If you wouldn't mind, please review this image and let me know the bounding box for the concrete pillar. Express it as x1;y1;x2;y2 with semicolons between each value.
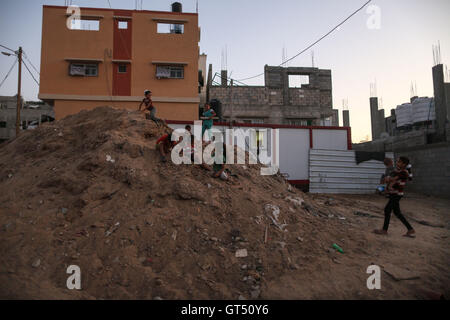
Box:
221;70;228;87
432;64;447;136
343;110;350;127
370;97;380;140
446;83;450;127
378;109;385;135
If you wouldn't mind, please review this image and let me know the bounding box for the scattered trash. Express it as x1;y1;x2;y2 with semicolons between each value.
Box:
332;243;344;254
235;249;248;258
7;173;13;179
238;295;246;300
106;155;116;163
296;237;304;242
61;208;68;215
32;258;41;268
277;241;287;249
285;196;304;208
171;230;177;241
264;204;288;232
105;222;120;237
57;132;63;137
264;226;268;244
287;184;294;193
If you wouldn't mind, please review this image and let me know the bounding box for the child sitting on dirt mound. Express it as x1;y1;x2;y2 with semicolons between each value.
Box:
156;132;178;162
212;143;229;181
139;90;165;126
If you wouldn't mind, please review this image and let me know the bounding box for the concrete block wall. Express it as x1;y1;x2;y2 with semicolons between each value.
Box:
396;143;450;198
353;129;430;152
210;65;335;125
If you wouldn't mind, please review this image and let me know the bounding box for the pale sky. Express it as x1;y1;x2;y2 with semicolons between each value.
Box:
0;0;449;142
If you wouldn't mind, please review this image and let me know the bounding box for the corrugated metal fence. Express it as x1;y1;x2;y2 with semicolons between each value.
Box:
309;149;394;194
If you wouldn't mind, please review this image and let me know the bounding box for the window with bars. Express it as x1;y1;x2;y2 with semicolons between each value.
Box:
156;66;184;79
288;119;310;126
118;64;127;73
69;63;98;77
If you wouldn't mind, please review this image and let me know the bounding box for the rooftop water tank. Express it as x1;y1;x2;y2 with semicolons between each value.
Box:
172;2;182;12
411;97;435;123
395;103;413;128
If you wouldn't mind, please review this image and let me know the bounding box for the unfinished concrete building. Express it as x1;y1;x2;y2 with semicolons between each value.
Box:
209;65;339;126
0;96;54;141
367;64;449;143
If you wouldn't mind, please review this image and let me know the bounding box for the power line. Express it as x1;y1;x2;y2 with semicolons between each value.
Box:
237;0;373;82
0;44;15;53
23;51;40;76
0;57;17;89
22;60;40;86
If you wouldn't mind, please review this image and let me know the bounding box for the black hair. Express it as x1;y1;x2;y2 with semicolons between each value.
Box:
185;125;191;131
399;156;410;166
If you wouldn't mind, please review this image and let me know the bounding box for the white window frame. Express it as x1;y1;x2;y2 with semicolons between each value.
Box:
118;21;128;29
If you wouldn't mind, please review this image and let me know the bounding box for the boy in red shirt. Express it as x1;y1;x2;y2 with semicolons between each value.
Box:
374;156;416;238
156;132;177;162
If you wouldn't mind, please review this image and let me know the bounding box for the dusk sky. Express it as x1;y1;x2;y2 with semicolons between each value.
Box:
0;0;449;142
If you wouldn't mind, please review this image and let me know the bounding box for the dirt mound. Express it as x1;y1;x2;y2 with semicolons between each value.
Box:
0;106;337;299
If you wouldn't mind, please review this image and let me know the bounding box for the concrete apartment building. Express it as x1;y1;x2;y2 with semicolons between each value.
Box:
39;3;200;120
209;65;339;126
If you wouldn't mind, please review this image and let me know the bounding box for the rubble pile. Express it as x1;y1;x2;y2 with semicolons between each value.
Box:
0;106;337;299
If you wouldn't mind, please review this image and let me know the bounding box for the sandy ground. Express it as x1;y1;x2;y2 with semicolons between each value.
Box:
0;107;448;300
264;192;450;300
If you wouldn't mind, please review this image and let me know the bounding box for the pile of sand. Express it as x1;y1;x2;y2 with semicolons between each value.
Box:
0;106;339;299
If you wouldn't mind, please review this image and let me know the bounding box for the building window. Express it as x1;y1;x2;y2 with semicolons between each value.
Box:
288;119;310;126
320;117;332;126
0;121;6;128
289;75;310;88
118;21;128;29
70;19;100;31
157;23;184;34
69;63;98;77
118;65;127;73
156;66;184;79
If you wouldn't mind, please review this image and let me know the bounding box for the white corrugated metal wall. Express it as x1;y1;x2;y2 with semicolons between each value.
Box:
309;149;394;194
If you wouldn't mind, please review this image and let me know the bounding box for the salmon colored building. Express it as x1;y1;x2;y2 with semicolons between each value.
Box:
39;4;200;120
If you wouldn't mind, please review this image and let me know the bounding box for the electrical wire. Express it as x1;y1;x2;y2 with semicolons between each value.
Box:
22;60;40;86
23;51;40;76
0;44;15;53
237;0;373;82
0;57;17;89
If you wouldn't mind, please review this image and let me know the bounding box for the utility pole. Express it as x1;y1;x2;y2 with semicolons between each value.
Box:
16;47;22;138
